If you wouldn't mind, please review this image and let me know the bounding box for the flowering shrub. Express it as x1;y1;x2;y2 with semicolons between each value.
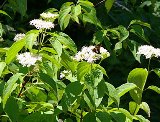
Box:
0;0;160;122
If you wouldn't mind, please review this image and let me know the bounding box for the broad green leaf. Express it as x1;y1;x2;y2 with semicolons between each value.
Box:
129;20;151;29
59;3;72;30
116;83;137;97
114;42;122;54
83;112;96;122
71;5;81;23
22;112;55;122
140;102;150;117
147;85;160;94
5;39;25;64
117;25;129;42
108;83;137;107
105;0;115;13
129;101;140;115
0;62;6;77
110;111;126;122
135;115;150;122
152;68;160;78
127;68;148;104
0;10;11;19
130;25;149;43
61;51;77;73
130;0;136;5
16;0;27;17
4;97;19;122
111;108;133;120
56;32;77;53
65;81;83;106
83;91;95;110
40;47;57;54
26;86;47;102
77;62;92;81
39;72;57;95
50;39;62;57
127;40;141;62
40;53;60;67
3;73;22;108
105;82;120;107
25;30;39;50
96;112;112;122
0;23;4;37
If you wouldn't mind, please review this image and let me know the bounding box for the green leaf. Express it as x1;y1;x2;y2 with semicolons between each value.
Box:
152;68;160;78
0;10;11;19
50;39;62;57
105;0;115;13
117;25;129;42
96;112;112;122
3;73;22;108
130;25;149;43
39;72;57;95
105;82;120;107
4;97;19;122
83;112;96;122
129;101;140;115
40;53;60;67
56;32;77;53
140;102;150;117
0;62;6;77
127;40;141;62
110;111;126;122
147;85;160;94
40;47;57;54
111;108;133;121
129;20;151;29
25;30;39;50
77;62;92;82
61;51;77;73
65;81;83;106
71;5;81;23
16;0;27;17
127;68;148;104
26;86;47;102
117;83;137;97
135;115;150;122
5;39;25;64
59;3;72;30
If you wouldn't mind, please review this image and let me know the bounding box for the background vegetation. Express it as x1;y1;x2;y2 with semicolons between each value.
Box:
0;0;160;122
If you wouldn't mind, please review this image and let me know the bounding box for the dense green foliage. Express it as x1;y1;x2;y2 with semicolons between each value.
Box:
0;0;160;122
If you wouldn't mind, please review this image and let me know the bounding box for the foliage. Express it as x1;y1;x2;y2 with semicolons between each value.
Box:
0;0;160;121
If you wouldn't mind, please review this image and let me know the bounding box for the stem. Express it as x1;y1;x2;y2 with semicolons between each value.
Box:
148;58;151;71
17;80;28;98
0;0;7;9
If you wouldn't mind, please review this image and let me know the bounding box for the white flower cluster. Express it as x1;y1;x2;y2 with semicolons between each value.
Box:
137;45;160;59
40;12;58;19
14;33;25;41
60;70;71;79
29;19;54;30
74;46;110;63
17;52;42;67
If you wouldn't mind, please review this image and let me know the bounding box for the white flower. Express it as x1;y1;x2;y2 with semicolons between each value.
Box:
29;19;54;29
100;47;110;59
40;12;58;19
17;52;42;67
14;33;25;41
153;48;160;58
137;45;160;59
74;46;110;63
60;70;71;79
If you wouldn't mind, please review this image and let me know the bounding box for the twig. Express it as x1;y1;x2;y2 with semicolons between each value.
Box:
94;0;105;7
17;80;28;98
0;0;7;9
